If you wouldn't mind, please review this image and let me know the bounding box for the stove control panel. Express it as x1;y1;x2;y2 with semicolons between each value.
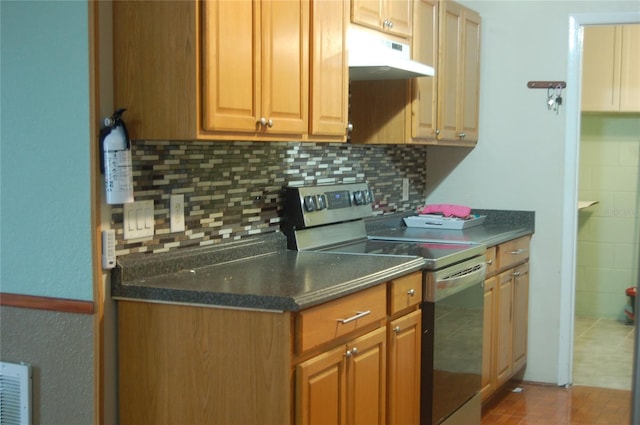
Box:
285;183;374;229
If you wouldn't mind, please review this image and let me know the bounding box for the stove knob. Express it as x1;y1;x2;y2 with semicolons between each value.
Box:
353;190;364;205
316;194;327;210
304;195;316;212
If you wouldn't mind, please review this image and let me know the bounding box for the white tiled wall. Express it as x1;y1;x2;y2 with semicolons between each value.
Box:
576;114;640;319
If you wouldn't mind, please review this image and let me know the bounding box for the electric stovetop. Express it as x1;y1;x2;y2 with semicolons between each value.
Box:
318;238;485;270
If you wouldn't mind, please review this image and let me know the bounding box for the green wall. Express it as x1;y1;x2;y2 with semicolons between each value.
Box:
577;113;640;319
0;0;93;301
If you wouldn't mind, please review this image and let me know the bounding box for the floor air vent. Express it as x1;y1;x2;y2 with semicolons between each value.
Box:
0;362;31;425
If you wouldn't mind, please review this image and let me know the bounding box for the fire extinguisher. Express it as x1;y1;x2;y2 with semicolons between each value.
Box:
100;109;134;204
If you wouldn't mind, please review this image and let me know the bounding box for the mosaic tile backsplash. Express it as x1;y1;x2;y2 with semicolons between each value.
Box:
112;140;428;255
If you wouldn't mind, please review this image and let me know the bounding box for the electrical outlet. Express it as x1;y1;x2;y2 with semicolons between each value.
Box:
402;178;409;201
170;194;185;232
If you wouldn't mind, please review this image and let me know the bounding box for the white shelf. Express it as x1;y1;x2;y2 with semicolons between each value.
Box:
578;200;599;210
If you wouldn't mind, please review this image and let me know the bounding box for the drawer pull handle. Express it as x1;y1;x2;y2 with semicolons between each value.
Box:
407;289;415;297
509;248;526;255
338;310;371;324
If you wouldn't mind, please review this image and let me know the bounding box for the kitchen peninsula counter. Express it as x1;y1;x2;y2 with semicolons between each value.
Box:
111;232;425;312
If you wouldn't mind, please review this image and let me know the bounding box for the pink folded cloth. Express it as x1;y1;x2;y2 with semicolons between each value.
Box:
417;204;471;219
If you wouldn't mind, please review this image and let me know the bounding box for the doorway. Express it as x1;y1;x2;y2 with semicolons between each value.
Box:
573;24;640;391
561;10;640;423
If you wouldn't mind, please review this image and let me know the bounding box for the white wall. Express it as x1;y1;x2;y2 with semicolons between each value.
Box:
425;1;640;384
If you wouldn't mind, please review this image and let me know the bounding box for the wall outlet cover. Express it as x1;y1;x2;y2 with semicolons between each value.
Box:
170;194;185;233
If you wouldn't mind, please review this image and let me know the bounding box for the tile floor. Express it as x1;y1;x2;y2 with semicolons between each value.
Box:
573;316;635;390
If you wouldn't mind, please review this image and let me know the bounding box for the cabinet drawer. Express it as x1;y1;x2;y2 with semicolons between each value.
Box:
389;272;422;315
485;246;497;277
497;236;530;271
297;284;386;354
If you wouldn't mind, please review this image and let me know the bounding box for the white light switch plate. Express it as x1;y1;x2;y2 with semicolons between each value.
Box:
123;200;154;240
170;194;185;233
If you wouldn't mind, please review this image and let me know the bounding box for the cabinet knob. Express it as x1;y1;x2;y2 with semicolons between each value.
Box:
458;132;466;138
513;271;521;277
383;19;394;29
435;129;440;135
345;347;359;357
347;123;353;132
393;326;401;334
407;288;415;297
258;117;274;128
486;259;493;265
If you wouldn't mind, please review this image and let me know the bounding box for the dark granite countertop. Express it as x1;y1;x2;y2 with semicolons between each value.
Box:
112;210;533;312
365;209;535;247
111;233;425;312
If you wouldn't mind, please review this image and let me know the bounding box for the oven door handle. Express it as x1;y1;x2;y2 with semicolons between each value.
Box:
434;263;487;301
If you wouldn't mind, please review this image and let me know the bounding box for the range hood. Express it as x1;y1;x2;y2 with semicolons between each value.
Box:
348;27;435;81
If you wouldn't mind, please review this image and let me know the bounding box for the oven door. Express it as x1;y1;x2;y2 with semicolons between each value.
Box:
421;258;486;425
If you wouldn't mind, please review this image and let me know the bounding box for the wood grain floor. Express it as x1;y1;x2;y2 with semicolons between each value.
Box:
481;382;631;425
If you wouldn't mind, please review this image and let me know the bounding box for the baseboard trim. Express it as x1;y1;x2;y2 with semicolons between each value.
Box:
0;292;94;314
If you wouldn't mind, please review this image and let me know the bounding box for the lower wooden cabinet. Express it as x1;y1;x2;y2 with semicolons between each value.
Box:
387;309;422;425
296;326;387;425
480;275;498;400
117;272;423;425
481;237;531;403
512;262;530;373
296;272;423;425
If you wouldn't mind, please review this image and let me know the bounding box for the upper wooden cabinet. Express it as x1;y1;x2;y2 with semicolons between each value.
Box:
113;0;348;142
310;0;350;138
349;0;481;146
582;24;640;112
202;0;308;135
352;0;413;38
410;0;439;141
408;0;485;145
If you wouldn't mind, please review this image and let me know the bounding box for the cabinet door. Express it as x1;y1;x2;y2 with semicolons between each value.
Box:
481;276;497;402
202;0;260;132
620;24;640;112
411;0;438;140
460;7;480;142
352;0;382;30
581;26;620;112
512;263;529;372
261;0;309;134
437;0;462;141
387;310;421;425
437;0;479;143
296;344;347;425
202;0;308;134
495;270;514;386
384;0;412;38
310;0;349;137
347;327;387;425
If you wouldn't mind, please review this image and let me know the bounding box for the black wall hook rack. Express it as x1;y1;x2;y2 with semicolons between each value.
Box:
527;81;566;89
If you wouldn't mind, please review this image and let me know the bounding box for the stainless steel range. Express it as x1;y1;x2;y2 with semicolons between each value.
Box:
283;183;487;425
